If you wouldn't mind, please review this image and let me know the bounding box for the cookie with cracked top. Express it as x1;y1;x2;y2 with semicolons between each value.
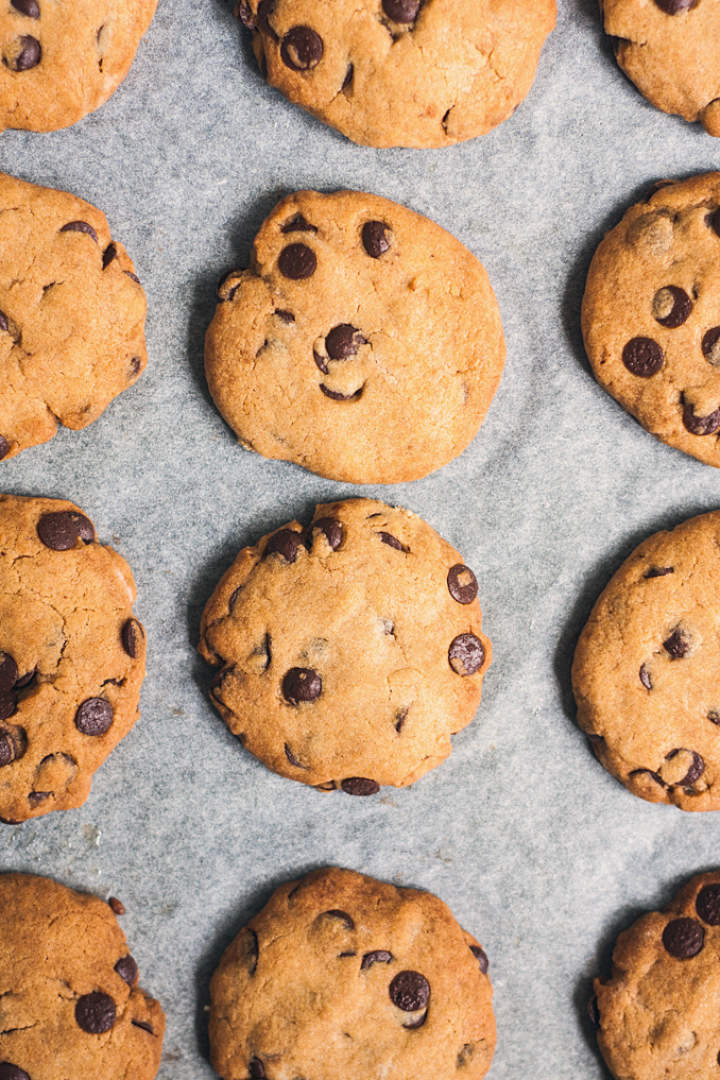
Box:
0;872;164;1078
0;494;146;822
205;189;505;484
582;173;720;469
234;0;555;147
572;509;720;811
0;171;147;461
593;871;720;1079
0;0;156;132
209;866;495;1080
199;498;491;793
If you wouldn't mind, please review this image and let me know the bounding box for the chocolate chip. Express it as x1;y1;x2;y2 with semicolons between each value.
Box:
249;1059;265;1079
319;384;362;401
75;698;113;736
124;270;140;284
14;668;35;689
27;790;47;807
644;566;674;578
342;63;354;90
389;970;430;1011
0;1066;31;1080
447;564;478;604
121;618;143;658
281;25;324;70
60;221;98;244
622;337;664;377
284;743;308;769
662;917;704;958
341;777;380;796
5;35;41;70
702;327;720;366
131;1019;154;1034
108;897;126;915
630;767;666;789
382;0;421;22
281;213;318;234
11;0;40;14
310;517;344;550
114;955;138;986
361;950;393;969
0;654;18;694
470;945;489;974
322;909;355;929
395;707;408;732
278;243;316;280
663;628;689;658
0;732;16;767
378;531;409;552
449;634;485;676
242;927;259;976
265;528;302;562
653;286;691;328
696;883;720;925
666;748;704;786
0;312;7;333
75;991;116;1034
0;694;17;722
0;436;9;460
709;208;720;237
682;398;720;435
654;0;697;11
282;667;322;704
236;0;255;27
639;663;652;690
275;308;295;322
339;950;357;958
709;710;720;725
102;243;118;268
587;995;600;1029
37;511;95;551
326;324;367;360
362;221;392;258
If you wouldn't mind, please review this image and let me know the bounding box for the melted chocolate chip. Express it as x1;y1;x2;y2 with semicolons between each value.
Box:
0;436;9;460
281;26;324;70
662;917;704;958
0;1066;31;1080
281;213;318;234
696;883;720;925
447;564;478;604
389;970;430;1011
702;327;720;366
114;955;138;986
11;0;40;14
326;324;367;360
378;531;409;552
75;992;116;1034
265;528;302;562
121;618;143;659
5;35;41;70
319;384;362;401
654;0;697;11
278;243;316;279
663;628;689;658
361;950;393;969
449;633;485;676
622;337;664;377
310;517;344;550
639;663;652;690
60;221;98;244
37;511;95;551
382;0;421;22
653;286;692;328
282;667;322;704
322;909;355;929
470;945;489;974
362;221;392;258
341;777;380;796
75;698;113;736
666;748;704;786
682;398;720;435
0;654;18;694
644;566;673;578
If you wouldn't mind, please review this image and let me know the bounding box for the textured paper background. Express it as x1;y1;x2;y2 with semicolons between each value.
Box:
2;0;720;1076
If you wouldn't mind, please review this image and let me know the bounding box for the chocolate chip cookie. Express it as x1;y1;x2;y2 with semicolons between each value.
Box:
199;498;491;793
209;867;495;1080
205;189;505;484
1;0;157;132
582;173;720;469
602;0;720;135
592;871;720;1079
571;509;720;811
0;171;147;461
0;872;164;1079
235;0;555;147
0;495;146;823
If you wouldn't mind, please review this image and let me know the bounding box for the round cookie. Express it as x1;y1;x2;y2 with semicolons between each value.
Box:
582;173;720;469
0;171;147;461
0;0;157;133
205;189;505;484
572;509;720;811
199;498;492;793
209;866;496;1080
235;0;555;148
0;872;164;1079
0;494;146;822
593;871;720;1079
602;0;720;135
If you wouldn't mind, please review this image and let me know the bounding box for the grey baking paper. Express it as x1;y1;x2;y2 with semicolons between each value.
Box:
2;0;720;1076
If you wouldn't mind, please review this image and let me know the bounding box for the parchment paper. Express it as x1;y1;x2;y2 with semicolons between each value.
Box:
3;0;720;1075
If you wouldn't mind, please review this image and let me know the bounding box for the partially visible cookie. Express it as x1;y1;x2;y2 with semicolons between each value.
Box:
602;0;720;135
572;509;720;811
583;173;720;469
235;0;555;148
593;871;720;1079
199;498;491;793
0;1;157;132
205;189;505;484
210;867;496;1080
0;171;147;461
0;494;146;822
0;872;164;1079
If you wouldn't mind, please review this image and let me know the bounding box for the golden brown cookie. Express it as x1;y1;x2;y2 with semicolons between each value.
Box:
572;509;720;811
0;0;157;132
0;872;164;1080
582;173;720;469
205;189;505;484
593;871;720;1079
0;170;147;462
209;867;495;1080
602;0;720;135
235;0;555;148
0;494;146;823
199;498;491;794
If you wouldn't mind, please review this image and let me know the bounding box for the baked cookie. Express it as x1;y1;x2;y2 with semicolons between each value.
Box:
0;494;146;823
602;0;720;135
0;0;157;132
0;171;147;462
0;872;164;1079
592;871;720;1079
205;190;505;484
209;866;495;1080
234;0;555;148
199;498;491;793
582;173;720;469
571;509;720;811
